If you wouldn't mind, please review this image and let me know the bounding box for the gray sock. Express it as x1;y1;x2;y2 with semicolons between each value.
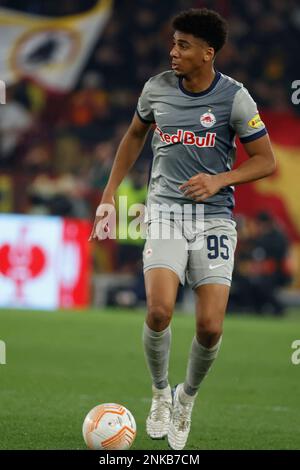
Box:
184;335;222;396
143;323;171;390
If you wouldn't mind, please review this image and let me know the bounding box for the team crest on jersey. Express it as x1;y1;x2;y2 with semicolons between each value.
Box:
248;113;264;129
200;112;216;128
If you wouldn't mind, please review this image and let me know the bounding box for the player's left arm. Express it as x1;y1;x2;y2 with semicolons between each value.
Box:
218;133;276;186
181;86;276;201
180;134;275;201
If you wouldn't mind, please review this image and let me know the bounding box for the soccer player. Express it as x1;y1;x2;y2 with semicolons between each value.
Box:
89;8;276;450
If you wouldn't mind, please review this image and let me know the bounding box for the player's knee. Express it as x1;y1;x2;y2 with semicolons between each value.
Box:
146;304;173;331
196;318;223;345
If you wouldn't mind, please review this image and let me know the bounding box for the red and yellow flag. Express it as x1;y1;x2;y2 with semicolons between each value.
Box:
235;111;300;286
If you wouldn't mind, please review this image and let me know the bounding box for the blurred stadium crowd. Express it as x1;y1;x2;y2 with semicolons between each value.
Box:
0;0;299;312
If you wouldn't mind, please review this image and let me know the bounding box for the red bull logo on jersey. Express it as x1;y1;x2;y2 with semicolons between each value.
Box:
200;111;216;128
155;126;216;148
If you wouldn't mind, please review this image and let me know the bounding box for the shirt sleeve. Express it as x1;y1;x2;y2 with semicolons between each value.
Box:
230;87;267;143
136;80;155;124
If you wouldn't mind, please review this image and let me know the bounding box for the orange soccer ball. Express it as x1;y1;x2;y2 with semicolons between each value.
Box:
82;403;136;450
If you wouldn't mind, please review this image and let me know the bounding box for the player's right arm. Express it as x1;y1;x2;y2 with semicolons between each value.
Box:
89;113;152;241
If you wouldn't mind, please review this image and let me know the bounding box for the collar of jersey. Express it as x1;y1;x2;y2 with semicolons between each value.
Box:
178;70;221;97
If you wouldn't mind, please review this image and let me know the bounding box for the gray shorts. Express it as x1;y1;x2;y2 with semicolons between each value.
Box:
143;217;237;288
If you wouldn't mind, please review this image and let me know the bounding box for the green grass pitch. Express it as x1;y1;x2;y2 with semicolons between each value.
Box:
0;307;299;450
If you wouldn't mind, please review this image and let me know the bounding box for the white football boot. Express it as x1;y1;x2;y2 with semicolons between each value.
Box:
146;384;172;439
168;383;196;450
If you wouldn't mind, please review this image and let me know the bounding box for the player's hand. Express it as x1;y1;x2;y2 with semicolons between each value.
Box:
89;192;116;241
179;173;224;201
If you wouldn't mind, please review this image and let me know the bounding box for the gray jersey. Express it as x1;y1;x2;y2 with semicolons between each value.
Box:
136;70;267;219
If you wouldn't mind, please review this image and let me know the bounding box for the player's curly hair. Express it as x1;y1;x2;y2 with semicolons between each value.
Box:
172;8;228;54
